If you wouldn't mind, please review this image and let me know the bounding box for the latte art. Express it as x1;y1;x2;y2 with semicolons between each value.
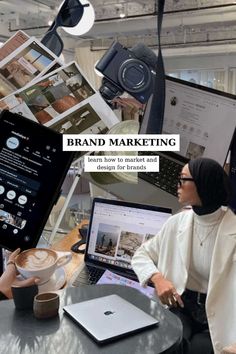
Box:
18;250;56;270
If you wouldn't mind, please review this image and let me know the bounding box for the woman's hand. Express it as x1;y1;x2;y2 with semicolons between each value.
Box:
0;248;40;299
151;272;184;308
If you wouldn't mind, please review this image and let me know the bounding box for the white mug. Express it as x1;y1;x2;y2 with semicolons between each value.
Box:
15;248;72;284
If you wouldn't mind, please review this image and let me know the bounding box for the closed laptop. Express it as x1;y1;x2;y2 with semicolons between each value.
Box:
63;294;158;343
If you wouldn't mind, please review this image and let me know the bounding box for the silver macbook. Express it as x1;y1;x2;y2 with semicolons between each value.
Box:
70;197;172;287
63;294;158;343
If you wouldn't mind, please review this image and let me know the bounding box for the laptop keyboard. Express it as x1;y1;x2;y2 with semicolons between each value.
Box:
139;152;182;196
72;265;105;286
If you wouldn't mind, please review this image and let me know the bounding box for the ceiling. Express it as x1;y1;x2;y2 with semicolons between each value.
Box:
1;0;236;56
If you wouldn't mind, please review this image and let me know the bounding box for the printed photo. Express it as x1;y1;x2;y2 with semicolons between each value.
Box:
116;231;144;261
0;61;119;130
10;62;95;124
186;141;205;159
0;30;29;62
0;37;61;98
95;223;120;257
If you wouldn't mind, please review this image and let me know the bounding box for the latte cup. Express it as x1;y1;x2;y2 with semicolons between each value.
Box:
15;248;72;284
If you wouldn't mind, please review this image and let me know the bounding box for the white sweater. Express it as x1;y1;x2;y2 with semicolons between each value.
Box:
131;207;236;354
187;208;225;293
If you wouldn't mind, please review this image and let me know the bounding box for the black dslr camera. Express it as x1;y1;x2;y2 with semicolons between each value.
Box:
95;41;156;104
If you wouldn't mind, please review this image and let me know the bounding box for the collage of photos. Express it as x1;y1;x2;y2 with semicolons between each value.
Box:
0;32;119;168
95;222;155;263
17;62;95;124
0;59;119;134
0;36;61;99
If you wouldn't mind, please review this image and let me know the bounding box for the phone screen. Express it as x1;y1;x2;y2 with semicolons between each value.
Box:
0;110;74;250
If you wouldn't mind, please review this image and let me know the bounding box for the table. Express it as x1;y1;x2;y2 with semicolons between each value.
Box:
0;284;182;354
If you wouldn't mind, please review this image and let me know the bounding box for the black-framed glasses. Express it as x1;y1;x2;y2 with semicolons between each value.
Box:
178;177;194;187
41;0;90;56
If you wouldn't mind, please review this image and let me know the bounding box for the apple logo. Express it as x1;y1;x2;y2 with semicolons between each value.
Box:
104;310;115;316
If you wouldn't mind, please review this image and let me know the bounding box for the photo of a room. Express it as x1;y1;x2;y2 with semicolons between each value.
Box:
17;63;95;124
0;40;56;94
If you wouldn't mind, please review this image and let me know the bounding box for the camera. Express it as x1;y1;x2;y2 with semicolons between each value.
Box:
95;41;156;104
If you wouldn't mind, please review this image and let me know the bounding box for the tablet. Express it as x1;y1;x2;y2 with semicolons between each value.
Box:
0;110;74;250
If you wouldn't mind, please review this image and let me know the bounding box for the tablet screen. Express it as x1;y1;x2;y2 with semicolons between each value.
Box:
0;110;74;250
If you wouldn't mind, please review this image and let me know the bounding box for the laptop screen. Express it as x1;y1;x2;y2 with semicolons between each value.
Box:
85;198;171;275
162;76;236;166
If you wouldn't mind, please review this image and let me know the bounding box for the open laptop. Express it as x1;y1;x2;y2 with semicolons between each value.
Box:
63;294;158;343
139;75;236;198
70;197;171;287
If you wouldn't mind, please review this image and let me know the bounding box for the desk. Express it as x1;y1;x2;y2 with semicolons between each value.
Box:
0;284;182;354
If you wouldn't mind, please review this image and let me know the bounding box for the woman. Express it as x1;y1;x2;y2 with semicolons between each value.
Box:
0;248;39;300
132;158;236;354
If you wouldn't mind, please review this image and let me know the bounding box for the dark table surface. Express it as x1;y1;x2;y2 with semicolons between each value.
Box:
0;284;182;354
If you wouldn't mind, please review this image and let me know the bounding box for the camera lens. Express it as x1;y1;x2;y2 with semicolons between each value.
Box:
118;59;152;93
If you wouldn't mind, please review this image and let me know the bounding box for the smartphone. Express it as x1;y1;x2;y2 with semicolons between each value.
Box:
0;110;74;250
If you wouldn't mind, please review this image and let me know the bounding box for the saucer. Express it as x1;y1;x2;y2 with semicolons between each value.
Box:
38;267;66;293
17;267;66;293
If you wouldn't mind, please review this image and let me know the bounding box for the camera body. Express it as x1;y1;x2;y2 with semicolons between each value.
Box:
95;42;156;104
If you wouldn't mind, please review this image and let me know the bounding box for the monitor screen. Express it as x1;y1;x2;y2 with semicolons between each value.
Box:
140;76;236;165
85;198;172;272
162;76;236;165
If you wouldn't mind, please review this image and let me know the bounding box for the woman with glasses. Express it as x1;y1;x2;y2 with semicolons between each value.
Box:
132;157;236;354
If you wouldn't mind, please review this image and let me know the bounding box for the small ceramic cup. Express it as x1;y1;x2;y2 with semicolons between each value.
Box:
33;292;60;319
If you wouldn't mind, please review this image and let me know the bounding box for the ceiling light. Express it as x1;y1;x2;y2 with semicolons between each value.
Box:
119;12;126;18
62;0;95;36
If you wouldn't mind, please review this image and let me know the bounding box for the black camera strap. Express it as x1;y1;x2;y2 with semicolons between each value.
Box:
140;0;165;134
229;130;236;212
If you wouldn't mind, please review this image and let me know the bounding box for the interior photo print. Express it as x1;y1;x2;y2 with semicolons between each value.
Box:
0;38;60;98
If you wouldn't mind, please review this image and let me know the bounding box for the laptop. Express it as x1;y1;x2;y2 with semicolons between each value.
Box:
63;294;158;343
139;75;236;198
70;197;172;286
